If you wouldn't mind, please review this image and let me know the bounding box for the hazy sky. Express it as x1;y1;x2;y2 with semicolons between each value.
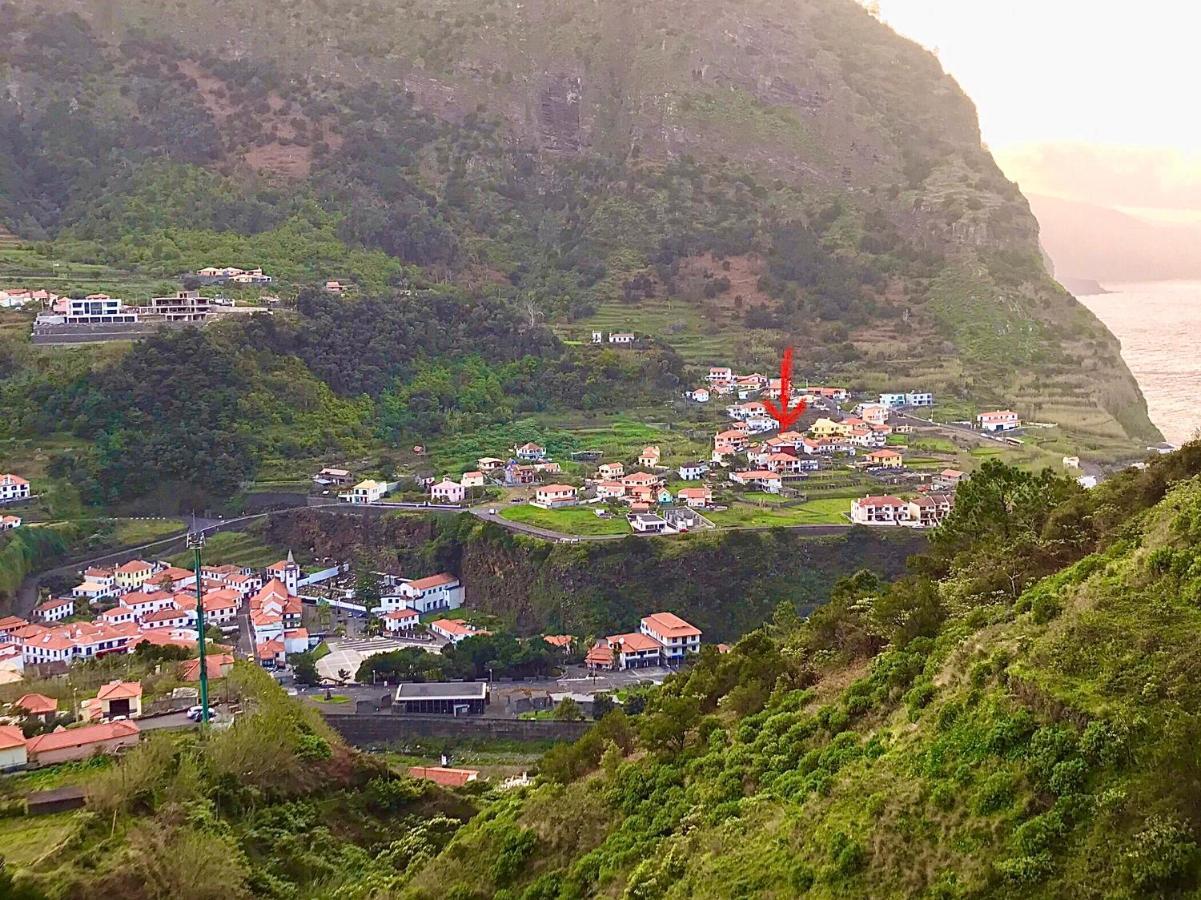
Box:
876;0;1201;153
872;0;1201;217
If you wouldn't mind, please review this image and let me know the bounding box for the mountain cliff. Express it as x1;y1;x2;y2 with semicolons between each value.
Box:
0;0;1159;451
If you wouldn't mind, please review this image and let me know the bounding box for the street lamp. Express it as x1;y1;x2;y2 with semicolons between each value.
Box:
188;531;210;726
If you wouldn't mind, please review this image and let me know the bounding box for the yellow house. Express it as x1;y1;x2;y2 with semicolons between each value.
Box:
810;418;851;439
865;449;904;469
114;560;156;592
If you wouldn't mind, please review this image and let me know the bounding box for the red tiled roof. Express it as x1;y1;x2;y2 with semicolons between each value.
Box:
610;632;661;653
256;639;285;660
0;725;24;751
141;607;187;624
407;573;458;591
430;619;475;637
642;612;701;638
116;560;153;574
181;654;235;681
855;495;906;508
26;720;139;754
96;680;142;702
15;693;57;715
543;635;573;648
383;608;419;620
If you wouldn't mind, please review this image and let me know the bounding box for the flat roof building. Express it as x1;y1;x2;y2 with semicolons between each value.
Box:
393;681;489;715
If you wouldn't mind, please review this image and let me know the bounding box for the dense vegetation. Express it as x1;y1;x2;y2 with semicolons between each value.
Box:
387;444;1201;898
264;510;924;640
0;291;682;508
355;633;561;684
2;664;481;898
0;0;1159;453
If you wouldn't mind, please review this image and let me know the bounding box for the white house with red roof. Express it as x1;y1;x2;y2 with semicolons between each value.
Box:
850;495;909;525
596;480;626;500
118;590;176;620
676;487;713;509
533;484;577;509
977;410;1021;432
638;446;661;468
0;474;30;502
381;607;420;634
139;607;191;631
713;429;748;457
515;442;547;461
429;618;487;644
383;573;464;614
597;462;625;480
32;597;74;623
707;366;733;383
461;471;486;489
729;470;783;493
640;612;702;665
0;514;20;530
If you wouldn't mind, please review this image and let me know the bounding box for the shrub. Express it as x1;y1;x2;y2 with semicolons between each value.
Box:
973;771;1016;815
1124;815;1198;891
493;826;538;885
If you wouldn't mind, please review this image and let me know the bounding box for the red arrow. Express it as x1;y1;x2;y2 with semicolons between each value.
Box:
763;346;807;431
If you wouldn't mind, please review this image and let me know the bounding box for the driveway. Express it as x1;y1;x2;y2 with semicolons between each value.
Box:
316;637;443;683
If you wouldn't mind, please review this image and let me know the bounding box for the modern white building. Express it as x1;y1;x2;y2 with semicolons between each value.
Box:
639;612;702;664
977;410;1021;432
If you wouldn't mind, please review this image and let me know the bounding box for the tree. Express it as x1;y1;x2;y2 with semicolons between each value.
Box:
336;667;351;684
290;651;320;686
552;697;583;721
639;695;699;754
355;568;382;613
591;692;614;720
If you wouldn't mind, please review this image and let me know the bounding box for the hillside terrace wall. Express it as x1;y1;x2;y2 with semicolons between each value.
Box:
323;712;591;747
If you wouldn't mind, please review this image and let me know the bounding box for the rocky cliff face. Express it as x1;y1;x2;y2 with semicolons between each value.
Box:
2;0;1161;448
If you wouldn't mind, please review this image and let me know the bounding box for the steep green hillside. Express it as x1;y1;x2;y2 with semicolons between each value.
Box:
395;445;1201;898
0;0;1159;453
2;664;481;899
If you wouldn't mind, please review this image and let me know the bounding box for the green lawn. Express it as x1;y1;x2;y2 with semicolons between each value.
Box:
0;812;80;868
500;504;631;535
705;496;851;527
112;517;186;546
909;437;957;454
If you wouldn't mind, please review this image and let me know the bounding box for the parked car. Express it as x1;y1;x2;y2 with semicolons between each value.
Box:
186;705;218;721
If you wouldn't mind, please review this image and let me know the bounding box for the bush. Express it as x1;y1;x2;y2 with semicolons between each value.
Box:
973;771;1016;815
492;826;538;885
1124;815;1198;891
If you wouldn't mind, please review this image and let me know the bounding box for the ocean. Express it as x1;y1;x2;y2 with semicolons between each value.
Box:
1080;281;1201;446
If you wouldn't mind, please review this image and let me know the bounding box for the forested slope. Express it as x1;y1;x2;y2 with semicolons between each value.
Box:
0;0;1159;452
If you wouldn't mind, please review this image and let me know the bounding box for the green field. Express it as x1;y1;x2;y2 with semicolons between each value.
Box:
0;812;80;868
169;530;281;568
705;496;851;527
111;517;186;546
500;504;631;535
573;295;747;366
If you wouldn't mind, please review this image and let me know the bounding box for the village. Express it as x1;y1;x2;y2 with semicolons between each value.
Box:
304;359;1041;536
0;535;710;779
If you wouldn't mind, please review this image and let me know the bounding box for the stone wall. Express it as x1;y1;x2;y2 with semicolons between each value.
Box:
324;713;591;747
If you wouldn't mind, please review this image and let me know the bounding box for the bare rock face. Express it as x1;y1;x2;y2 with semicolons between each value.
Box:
539;73;584;153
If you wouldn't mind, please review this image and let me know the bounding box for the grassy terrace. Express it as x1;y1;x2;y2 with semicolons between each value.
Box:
169;529;282;568
706;496;851;527
571;295;760;365
500;505;631;536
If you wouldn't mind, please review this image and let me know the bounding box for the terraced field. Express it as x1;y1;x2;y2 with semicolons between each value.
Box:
169;529;282;568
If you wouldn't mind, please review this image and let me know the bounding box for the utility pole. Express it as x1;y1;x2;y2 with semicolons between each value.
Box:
189;531;210;726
